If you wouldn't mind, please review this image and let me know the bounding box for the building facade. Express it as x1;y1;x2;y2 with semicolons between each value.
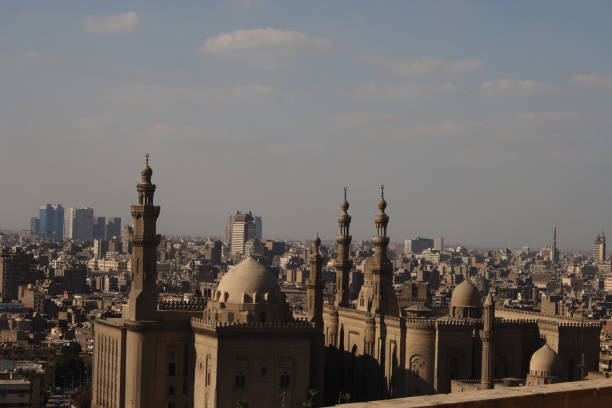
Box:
39;204;64;240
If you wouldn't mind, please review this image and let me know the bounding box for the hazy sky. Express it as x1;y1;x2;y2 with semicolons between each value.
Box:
1;1;612;250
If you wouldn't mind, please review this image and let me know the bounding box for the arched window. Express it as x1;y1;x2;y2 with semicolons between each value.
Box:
280;372;290;388
259;312;266;322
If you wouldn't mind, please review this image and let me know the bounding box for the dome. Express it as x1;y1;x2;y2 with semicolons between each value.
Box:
215;257;282;304
450;279;481;308
529;344;560;377
141;164;152;177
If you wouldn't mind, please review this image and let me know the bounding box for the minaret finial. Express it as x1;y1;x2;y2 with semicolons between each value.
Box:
344;186;347;200
145;153;150;166
380;184;384;199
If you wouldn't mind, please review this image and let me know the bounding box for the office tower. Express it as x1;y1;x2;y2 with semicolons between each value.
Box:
244;238;264;257
105;217;121;240
29;217;39;237
594;232;606;263
39;204;64;239
254;216;263;239
0;247;40;302
224;213;235;245
93;239;108;260
120;224;133;254
434;236;444;251
229;211;257;256
404;237;434;254
93;216;106;240
64;207;94;241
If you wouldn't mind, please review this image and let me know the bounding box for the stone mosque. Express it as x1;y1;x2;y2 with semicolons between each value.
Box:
92;161;602;408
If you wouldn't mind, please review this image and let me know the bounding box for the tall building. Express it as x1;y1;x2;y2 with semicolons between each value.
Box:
93;239;108;260
434;236;444;251
594;232;606;263
93;216;106;240
0;247;40;302
39;204;64;239
254;215;262;239
229;211;257;256
64;207;94;241
405;237;434;254
29;217;39;237
120;224;133;254
105;217;121;240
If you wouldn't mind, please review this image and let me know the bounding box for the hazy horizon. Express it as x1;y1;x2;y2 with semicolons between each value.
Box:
1;1;611;251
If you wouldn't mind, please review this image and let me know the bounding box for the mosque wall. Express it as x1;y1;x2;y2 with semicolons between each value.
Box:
434;323;475;393
92;320;126;408
403;320;436;396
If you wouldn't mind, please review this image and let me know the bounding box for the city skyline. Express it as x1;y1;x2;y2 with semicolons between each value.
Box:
1;1;612;249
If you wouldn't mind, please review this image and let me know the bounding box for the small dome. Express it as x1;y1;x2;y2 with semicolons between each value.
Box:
141;164;152;177
377;197;387;211
529;344;560;377
340;199;349;212
450;279;481;308
215;257;282;304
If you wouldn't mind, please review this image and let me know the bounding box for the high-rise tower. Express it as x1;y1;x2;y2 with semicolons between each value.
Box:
481;293;495;389
127;154;161;321
594;232;606;263
334;187;352;307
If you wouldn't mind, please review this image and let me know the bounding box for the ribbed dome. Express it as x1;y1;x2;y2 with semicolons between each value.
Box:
450;279;481;308
215;257;282;304
529;344;560;377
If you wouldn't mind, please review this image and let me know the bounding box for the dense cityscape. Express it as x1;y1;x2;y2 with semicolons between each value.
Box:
0;158;610;407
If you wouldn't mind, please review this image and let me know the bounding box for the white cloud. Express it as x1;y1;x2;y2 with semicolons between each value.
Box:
346;81;456;102
20;51;55;63
83;11;139;33
571;73;612;91
365;56;483;77
479;79;561;97
114;83;277;105
201;28;331;68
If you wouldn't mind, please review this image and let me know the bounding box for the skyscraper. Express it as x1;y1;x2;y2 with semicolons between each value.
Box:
434;236;444;251
228;211;258;256
254;215;263;239
105;217;121;240
39;204;64;239
93;216;106;240
594;232;606;263
64;207;94;241
29;217;39;237
551;225;559;264
121;224;133;254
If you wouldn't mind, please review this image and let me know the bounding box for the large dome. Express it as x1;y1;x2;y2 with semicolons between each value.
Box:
450;279;481;308
215;257;282;304
529;344;560;377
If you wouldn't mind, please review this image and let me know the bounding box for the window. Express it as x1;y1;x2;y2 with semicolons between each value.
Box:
168;385;174;395
234;373;246;389
259;312;266;322
167;403;174;408
280;372;290;388
182;379;187;395
168;363;176;376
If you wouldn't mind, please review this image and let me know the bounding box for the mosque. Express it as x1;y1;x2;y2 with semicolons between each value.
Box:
91;162;601;408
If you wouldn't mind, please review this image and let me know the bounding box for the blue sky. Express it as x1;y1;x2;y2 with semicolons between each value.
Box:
1;1;612;250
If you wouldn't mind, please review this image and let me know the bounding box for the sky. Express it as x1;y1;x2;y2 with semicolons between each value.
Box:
1;0;611;250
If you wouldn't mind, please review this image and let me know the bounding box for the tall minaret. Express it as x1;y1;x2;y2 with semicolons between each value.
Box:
334;187;352;308
307;234;324;327
481;292;495;390
127;154;161;321
357;186;398;315
552;225;559;264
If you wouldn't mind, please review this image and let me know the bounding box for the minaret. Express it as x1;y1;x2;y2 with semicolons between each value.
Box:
127;154;161;321
357;186;398;315
334;187;352;308
481;292;495;390
307;233;324;327
552;225;559;264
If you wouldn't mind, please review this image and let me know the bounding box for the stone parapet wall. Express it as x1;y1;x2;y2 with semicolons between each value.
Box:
329;378;612;408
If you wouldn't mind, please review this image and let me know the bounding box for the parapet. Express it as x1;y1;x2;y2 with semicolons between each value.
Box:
158;298;207;311
191;317;316;332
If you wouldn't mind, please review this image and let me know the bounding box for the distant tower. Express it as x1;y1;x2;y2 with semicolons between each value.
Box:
481;293;495;390
551;225;559;264
334;187;352;307
127;154;161;321
307;234;324;327
594;232;606;263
